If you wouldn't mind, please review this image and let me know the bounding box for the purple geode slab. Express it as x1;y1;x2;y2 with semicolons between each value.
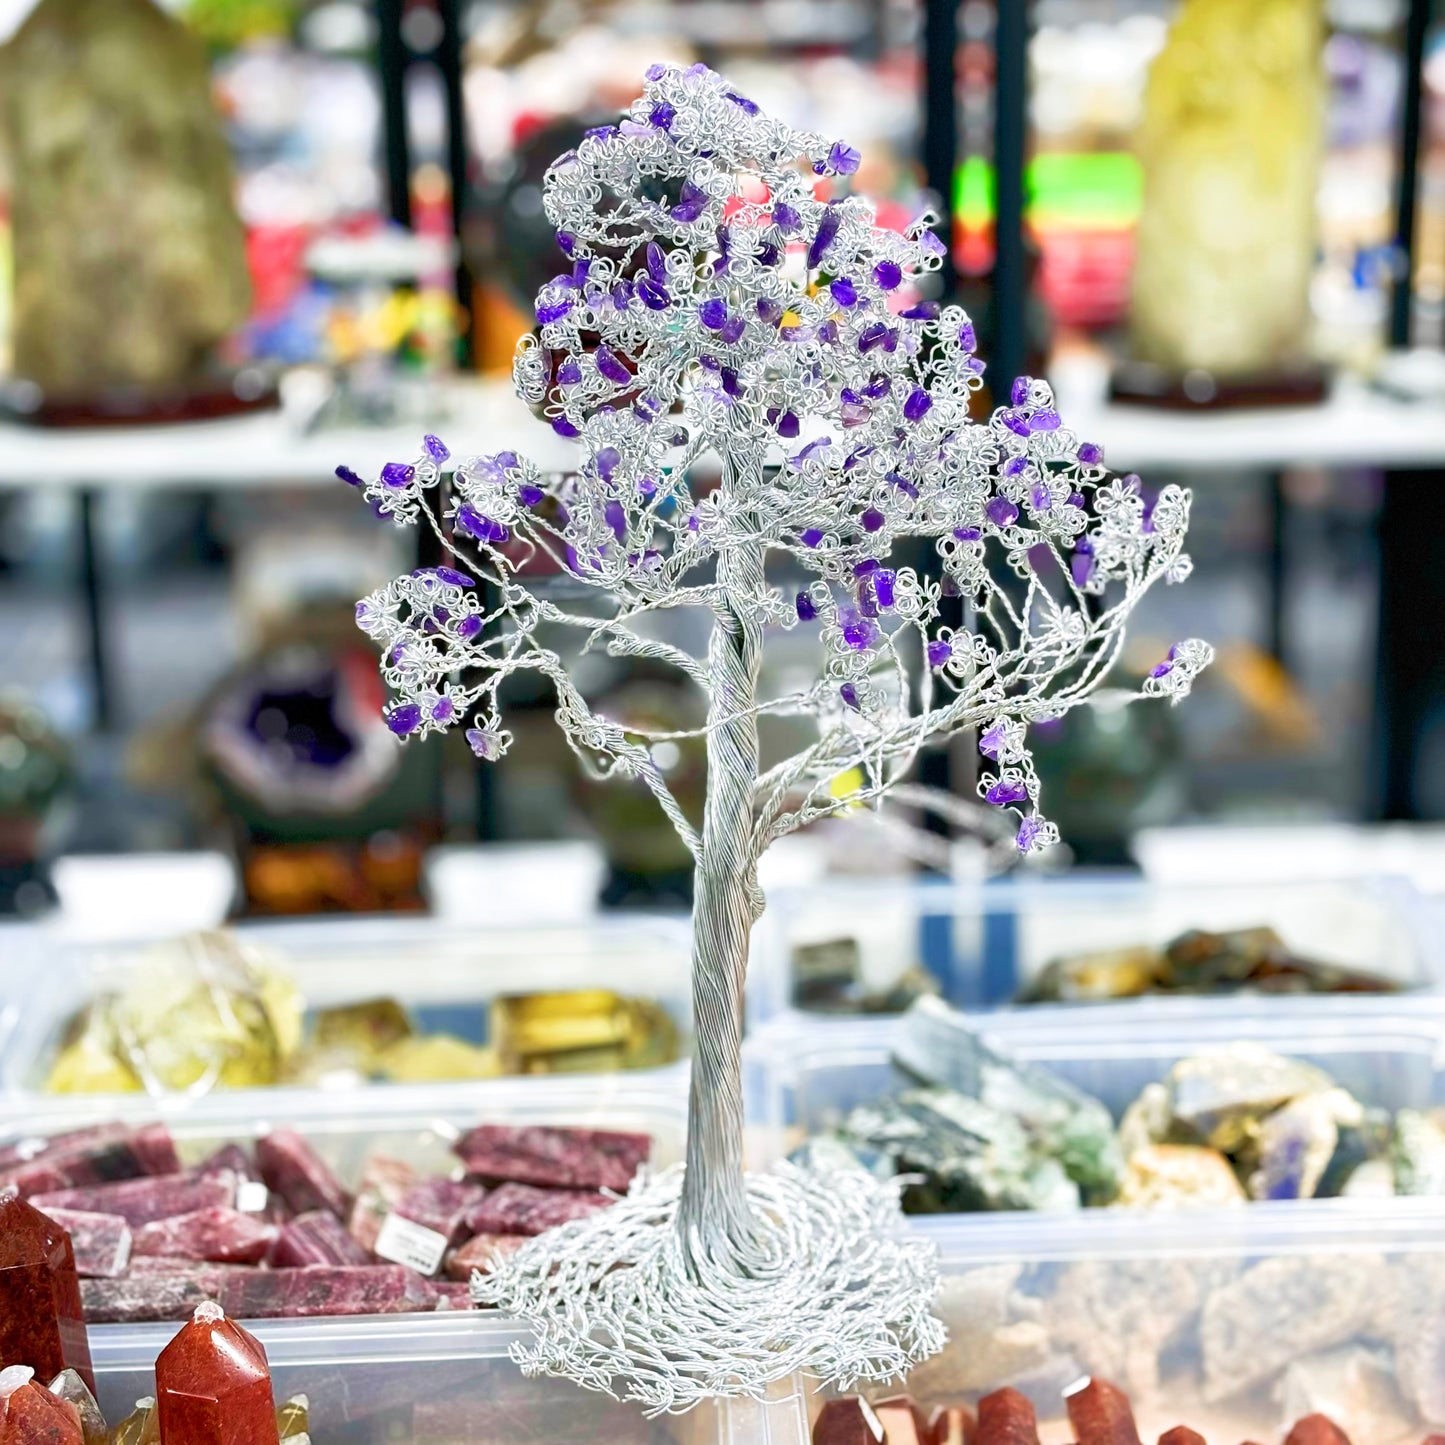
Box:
453;1125;650;1191
268;1211;370;1268
256;1130;350;1217
36;1207;132;1278
462;1182;612;1237
347;1154;416;1254
3;1124;180;1196
81;1267;234;1324
31;1170;237;1227
220;1265;438;1320
393;1177;486;1245
132;1207;277;1265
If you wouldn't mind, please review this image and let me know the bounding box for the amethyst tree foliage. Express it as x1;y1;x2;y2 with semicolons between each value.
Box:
343;63;1209;1411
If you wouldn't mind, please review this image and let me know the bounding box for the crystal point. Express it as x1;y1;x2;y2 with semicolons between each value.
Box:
1065;1377;1143;1445
1282;1419;1352;1445
1157;1431;1206;1445
0;1196;94;1392
812;1397;884;1445
45;1371;106;1445
975;1389;1040;1445
155;1304;280;1445
0;1365;82;1445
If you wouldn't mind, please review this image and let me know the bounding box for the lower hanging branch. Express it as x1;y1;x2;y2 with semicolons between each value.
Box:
470;1162;945;1415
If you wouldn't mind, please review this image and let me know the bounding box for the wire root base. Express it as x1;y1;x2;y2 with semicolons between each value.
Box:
470;1162;945;1415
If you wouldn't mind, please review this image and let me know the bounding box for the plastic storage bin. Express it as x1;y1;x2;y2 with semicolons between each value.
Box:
742;1007;1445;1215
745;872;1438;1026
894;1203;1445;1443
1;911;693;1097
89;1311;811;1445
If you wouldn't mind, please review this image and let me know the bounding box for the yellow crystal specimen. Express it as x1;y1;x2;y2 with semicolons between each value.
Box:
492;990;679;1074
375;1034;502;1083
275;1393;310;1442
45;1013;141;1094
1130;0;1325;375
310;998;414;1070
108;1397;159;1445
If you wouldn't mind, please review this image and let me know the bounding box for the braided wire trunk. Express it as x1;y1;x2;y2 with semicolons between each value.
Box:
677;523;765;1272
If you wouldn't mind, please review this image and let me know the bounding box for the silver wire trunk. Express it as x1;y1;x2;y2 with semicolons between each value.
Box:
677;531;764;1271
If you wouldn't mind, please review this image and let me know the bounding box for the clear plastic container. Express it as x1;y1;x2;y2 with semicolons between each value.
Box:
1;912;693;1097
88;1311;810;1445
894;1203;1445;1443
742;1007;1445;1205
0;1070;689;1179
746;872;1439;1026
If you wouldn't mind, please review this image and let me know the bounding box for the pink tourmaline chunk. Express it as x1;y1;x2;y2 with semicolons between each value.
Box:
346;1156;415;1254
392;1178;487;1245
31;1171;236;1227
0;1195;95;1392
3;1125;179;1198
220;1265;436;1320
255;1132;349;1217
134;1208;277;1265
462;1182;611;1236
453;1125;650;1191
266;1212;368;1268
445;1233;527;1280
155;1303;280;1445
35;1210;131;1279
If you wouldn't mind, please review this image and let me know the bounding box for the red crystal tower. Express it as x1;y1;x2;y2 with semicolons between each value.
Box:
154;1304;280;1445
0;1365;84;1445
0;1196;95;1392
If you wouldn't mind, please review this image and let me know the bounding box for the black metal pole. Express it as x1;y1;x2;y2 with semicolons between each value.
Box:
377;0;412;228
923;0;958;298
78;489;113;731
437;0;476;362
992;0;1029;396
1390;0;1430;348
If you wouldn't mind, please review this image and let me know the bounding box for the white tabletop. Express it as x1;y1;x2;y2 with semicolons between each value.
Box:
1056;366;1445;474
3;367;1443;490
0;377;577;491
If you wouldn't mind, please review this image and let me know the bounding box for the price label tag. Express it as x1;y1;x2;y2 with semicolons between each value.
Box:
235;1181;270;1214
375;1212;448;1276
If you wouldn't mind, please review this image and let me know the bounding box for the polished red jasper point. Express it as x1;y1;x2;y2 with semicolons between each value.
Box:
975;1389;1041;1445
0;1196;94;1394
930;1405;976;1445
453;1124;650;1191
874;1396;931;1445
1158;1430;1207;1445
1283;1417;1352;1445
0;1365;83;1445
1065;1378;1143;1445
155;1303;280;1445
812;1397;885;1445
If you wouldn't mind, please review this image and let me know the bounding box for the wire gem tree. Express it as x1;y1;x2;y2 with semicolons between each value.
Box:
342;64;1211;1411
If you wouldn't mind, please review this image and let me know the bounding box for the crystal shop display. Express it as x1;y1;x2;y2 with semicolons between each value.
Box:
41;932;678;1095
154;1303;280;1445
339;60;1208;1407
0;1195;95;1391
796;999;1443;1213
2;1120;649;1324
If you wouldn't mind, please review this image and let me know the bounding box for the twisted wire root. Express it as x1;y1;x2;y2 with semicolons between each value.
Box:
470;1162;946;1416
